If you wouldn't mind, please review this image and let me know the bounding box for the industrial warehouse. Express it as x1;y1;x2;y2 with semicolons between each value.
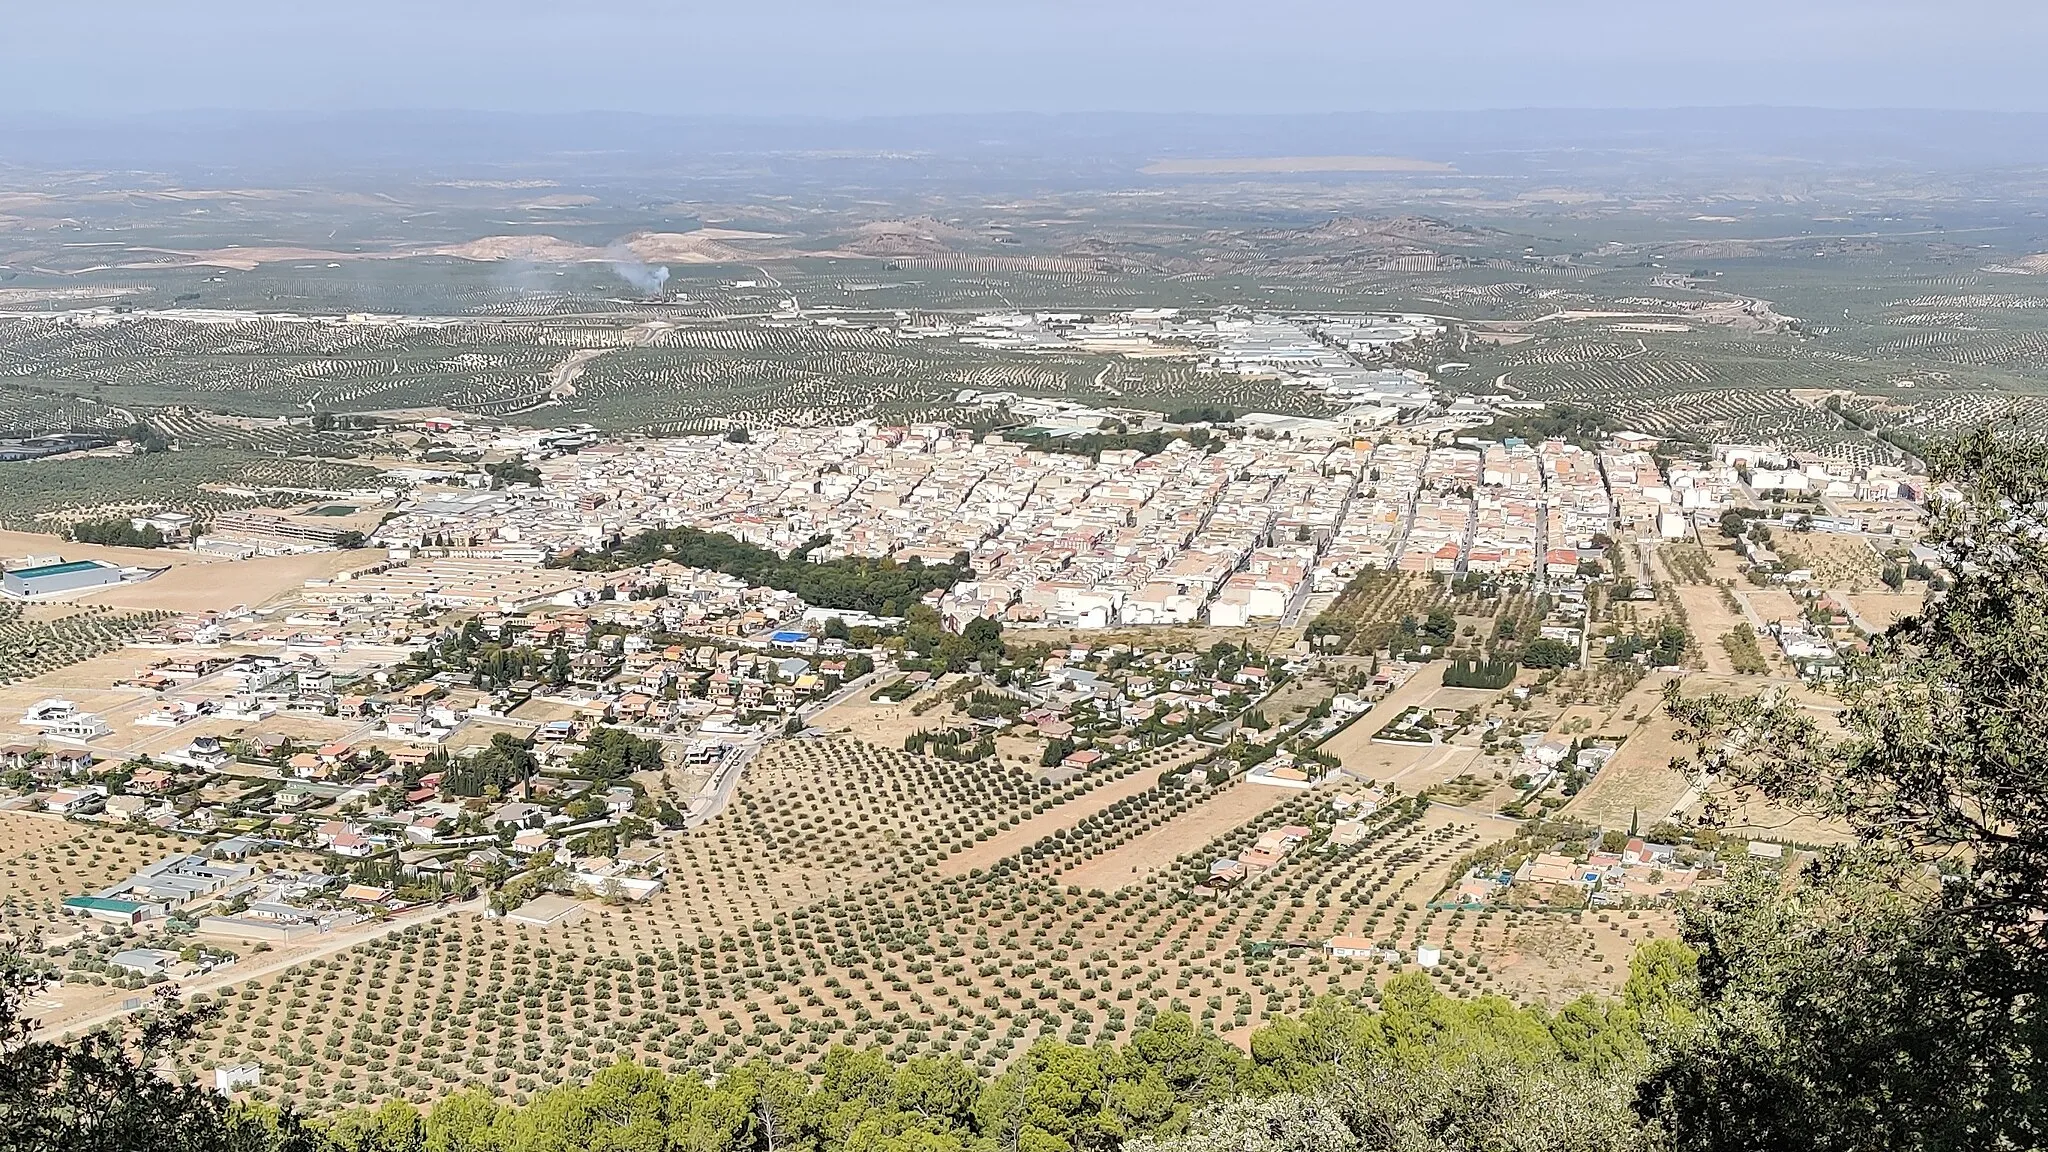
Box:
1;558;132;598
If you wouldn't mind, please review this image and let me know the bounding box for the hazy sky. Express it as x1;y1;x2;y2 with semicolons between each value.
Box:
6;0;2044;116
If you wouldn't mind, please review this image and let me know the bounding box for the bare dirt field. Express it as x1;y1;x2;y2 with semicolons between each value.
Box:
80;549;382;613
1673;586;1747;674
0;641;372;757
1564;674;1695;828
1847;589;1924;629
1064;779;1288;891
1570;671;1853;839
807;674;974;751
1568;718;1693;828
1741;588;1803;623
1427;686;1503;714
1317;665;1447;769
0;529;209;570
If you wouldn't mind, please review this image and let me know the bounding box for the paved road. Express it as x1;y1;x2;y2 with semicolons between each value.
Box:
684;741;759;830
801;668;882;720
1278;578;1318;627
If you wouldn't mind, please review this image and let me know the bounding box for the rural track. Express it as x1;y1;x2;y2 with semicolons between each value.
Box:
32;896;485;1041
505;322;669;415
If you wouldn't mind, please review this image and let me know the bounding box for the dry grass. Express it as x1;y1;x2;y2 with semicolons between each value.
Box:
1847;589;1924;629
81;549;382;613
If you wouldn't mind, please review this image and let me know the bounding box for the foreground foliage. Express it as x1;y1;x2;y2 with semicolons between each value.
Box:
0;946;317;1152
1657;424;2048;1150
309;955;1686;1152
1;948;1683;1152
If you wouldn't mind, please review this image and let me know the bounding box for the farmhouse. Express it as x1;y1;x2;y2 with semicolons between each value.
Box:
43;784;107;814
1324;935;1377;960
109;947;179;978
62;895;157;927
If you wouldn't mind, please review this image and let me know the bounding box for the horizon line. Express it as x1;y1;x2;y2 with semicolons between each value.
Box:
4;105;2044;122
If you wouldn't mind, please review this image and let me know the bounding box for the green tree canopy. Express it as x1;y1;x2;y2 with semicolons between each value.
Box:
1651;425;2048;1150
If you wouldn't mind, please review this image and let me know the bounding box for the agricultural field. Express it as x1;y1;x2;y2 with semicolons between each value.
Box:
1;160;2028;1130
0;819;208;941
5;220;2048;490
0;602;173;683
173;780;1639;1114
1774;533;1884;591
1561;675;1699;831
0;449;385;532
1845;589;1925;630
0;307;1333;442
1306;572;1446;656
0;315;615;418
123;699;1679;1115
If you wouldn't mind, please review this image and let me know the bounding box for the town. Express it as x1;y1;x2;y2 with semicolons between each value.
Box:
0;50;2033;1146
0;338;1940;1092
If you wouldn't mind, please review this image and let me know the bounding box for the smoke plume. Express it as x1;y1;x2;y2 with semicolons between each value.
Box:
605;243;670;294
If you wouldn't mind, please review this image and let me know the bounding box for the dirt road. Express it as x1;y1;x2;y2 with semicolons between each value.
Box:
32;896;483;1040
544;348;611;400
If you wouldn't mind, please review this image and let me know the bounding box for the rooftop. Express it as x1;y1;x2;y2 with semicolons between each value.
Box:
9;559;116;579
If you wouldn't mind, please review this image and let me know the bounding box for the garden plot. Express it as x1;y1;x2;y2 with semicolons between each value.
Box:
1310;572;1445;657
